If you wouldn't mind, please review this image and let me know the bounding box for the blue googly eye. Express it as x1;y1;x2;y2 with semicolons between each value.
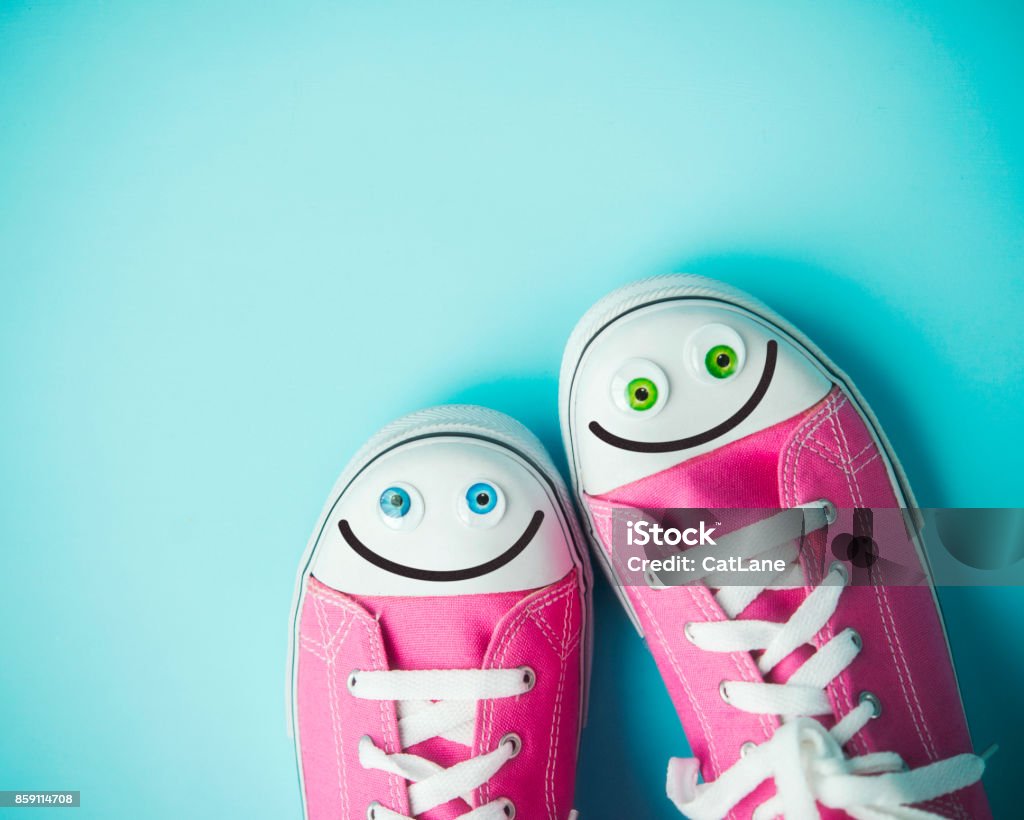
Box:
377;483;424;531
379;487;411;518
459;480;506;529
466;482;498;515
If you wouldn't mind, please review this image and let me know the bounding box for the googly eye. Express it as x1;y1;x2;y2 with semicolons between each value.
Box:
458;480;506;529
705;345;739;379
627;377;658;410
377;483;424;531
687;323;746;382
466;482;498;514
611;358;669;416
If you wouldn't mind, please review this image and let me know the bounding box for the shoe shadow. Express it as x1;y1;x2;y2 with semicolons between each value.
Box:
575;576;688;818
682;252;1021;815
445;375;688;817
934;586;1021;818
441;257;1020;813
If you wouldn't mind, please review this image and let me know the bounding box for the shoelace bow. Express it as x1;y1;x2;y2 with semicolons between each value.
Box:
349;667;531;819
652;503;986;820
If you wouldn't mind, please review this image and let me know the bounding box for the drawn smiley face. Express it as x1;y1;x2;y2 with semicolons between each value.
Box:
311;437;574;595
569;302;831;494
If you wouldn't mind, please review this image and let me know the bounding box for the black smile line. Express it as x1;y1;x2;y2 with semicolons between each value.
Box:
338;510;545;582
589;339;779;454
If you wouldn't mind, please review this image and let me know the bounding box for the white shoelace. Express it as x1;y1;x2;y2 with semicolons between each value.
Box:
349;667;532;819
658;503;987;820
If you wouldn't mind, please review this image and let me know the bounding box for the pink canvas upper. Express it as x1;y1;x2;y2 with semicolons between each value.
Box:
585;387;989;819
295;569;584;820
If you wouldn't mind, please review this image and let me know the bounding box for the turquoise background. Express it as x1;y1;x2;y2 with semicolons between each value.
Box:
1;1;1022;817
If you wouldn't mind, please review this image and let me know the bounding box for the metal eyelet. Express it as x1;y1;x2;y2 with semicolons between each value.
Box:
847;628;863;651
719;681;731;703
347;670;360;692
500;732;522;757
499;798;516;818
828;561;849;585
740;741;757;758
821;499;838;525
859;690;882;718
367;801;381;819
644;568;669;591
519;666;536;691
683;622;698;645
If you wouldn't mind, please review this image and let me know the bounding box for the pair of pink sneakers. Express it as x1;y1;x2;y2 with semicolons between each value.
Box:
287;275;990;819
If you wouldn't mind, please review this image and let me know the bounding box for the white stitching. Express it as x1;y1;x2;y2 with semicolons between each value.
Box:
692;589;774;744
597;503;743;776
481;578;576;803
874;571;940;761
849;440;874;462
311;583;403;812
853;452;880;474
631;586;723;776
529;608;571;657
782;392;846;508
485;581;575;802
801;443;879;476
299;634;330;663
783;393;865;755
314;594;351;818
544;589;572;819
361;608;404;811
827;410;861;507
831;404;940;763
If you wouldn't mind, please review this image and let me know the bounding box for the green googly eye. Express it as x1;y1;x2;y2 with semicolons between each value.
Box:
626;377;659;411
611;359;669;416
705;345;738;379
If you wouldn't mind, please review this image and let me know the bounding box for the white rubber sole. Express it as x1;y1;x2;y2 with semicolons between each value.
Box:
285;404;594;816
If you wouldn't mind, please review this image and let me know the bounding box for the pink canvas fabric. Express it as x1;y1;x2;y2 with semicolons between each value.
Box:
296;569;583;820
586;387;989;819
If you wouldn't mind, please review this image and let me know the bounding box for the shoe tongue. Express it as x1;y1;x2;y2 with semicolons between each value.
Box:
597;400;829;687
351;588;532;819
599;407;811;509
352;589;529;669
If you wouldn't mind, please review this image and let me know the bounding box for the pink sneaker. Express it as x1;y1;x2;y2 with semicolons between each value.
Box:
559;275;990;819
287;406;591;820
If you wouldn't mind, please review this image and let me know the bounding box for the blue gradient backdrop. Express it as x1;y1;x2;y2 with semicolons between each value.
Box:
1;1;1021;817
